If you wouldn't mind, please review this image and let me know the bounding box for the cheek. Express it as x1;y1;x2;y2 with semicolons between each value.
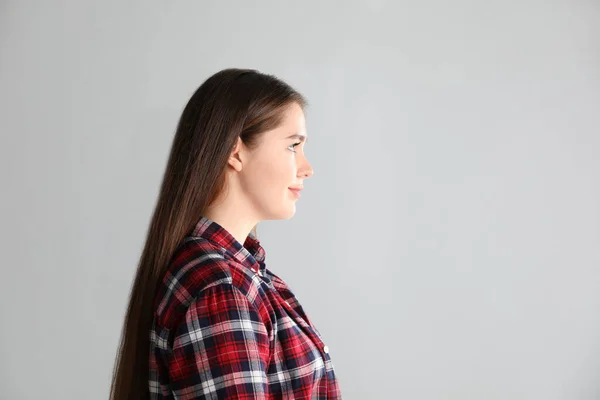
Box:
260;152;295;177
255;154;295;185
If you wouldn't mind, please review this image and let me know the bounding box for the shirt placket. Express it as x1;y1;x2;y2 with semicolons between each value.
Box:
270;287;331;369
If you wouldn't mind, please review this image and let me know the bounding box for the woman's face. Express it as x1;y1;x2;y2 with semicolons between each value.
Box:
233;102;314;221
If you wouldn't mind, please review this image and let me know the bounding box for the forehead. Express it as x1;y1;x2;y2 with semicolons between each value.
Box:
277;103;306;138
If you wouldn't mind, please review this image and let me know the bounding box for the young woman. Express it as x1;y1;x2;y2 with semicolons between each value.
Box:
110;68;342;399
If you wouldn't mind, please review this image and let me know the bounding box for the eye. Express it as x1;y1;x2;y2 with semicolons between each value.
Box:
288;142;301;153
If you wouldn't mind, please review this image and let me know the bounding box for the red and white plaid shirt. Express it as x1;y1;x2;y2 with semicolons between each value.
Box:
149;216;342;399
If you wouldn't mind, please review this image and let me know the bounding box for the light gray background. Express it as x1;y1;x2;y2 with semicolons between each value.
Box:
1;1;599;399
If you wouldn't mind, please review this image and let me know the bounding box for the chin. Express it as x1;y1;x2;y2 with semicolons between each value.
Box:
280;206;296;220
262;205;296;221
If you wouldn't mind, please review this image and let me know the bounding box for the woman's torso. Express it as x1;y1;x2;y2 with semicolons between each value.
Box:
148;219;342;399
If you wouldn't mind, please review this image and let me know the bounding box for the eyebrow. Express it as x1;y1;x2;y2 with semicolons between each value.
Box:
286;133;308;143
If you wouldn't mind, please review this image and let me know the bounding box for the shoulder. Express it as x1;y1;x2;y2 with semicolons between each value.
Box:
153;237;270;330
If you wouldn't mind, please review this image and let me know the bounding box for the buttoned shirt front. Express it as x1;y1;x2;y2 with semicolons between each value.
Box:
149;216;342;399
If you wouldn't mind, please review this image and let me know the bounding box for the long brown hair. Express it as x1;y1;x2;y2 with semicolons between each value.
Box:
110;68;307;399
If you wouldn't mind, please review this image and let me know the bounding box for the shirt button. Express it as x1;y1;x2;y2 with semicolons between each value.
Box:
323;345;329;353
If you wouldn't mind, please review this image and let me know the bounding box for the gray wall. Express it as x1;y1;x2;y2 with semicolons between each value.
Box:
1;1;599;399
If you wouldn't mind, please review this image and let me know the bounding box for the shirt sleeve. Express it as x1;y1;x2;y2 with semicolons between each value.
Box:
166;283;272;399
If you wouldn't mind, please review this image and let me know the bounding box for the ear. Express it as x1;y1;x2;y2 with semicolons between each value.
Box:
227;136;244;172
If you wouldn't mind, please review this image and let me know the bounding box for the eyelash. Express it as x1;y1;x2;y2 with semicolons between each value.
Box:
288;142;301;153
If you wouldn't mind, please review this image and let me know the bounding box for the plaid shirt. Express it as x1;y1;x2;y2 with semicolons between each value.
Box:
149;216;342;399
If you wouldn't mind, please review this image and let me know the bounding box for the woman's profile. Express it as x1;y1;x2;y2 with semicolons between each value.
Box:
110;68;342;399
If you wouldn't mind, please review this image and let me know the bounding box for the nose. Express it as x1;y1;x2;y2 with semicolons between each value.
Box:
298;159;314;179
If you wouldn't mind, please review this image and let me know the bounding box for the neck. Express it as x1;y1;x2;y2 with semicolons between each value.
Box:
203;203;258;247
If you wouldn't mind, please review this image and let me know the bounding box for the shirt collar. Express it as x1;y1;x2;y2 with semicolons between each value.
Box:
190;216;266;276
